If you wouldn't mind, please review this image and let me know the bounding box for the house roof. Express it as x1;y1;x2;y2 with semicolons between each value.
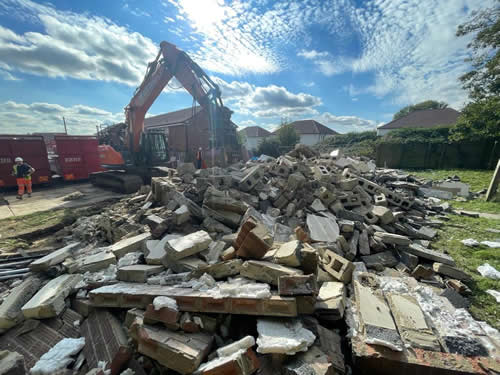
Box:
378;108;461;130
144;107;203;128
283;120;338;135
239;126;272;137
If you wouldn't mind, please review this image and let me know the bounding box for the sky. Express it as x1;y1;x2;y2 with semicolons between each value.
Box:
0;0;492;135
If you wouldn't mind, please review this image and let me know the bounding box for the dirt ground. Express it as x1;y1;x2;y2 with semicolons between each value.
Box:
0;182;123;220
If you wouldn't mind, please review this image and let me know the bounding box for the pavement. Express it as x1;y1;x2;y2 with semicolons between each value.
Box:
0;182;123;220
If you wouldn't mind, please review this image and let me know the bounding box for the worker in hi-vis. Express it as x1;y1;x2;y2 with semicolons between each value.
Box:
12;157;35;199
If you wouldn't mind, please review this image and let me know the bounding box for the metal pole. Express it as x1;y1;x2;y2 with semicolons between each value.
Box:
63;117;68;134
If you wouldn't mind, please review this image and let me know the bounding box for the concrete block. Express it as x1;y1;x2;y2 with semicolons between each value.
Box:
22;274;83;319
386;293;441;351
71;298;94;318
166;230;212;261
306;214;339;243
0;350;26;375
361;251;398;270
398;250;419;270
110;232;151;258
433;181;470;197
374;193;387;206
432;262;470;280
0;277;41;332
175;205;191;225
338;193;362;208
358;229;370;255
287;172;306;191
221;246;236;261
256;319;315;355
190;259;243;280
411;265;434;280
339;220;355;233
374;232;411;246
200;241;226;264
196;347;259;375
274;240;301;267
145;233;181;265
240;260;303;286
81;309;132;375
404;243;456;266
117;264;164;283
238;166;263;192
144;214;165;231
278;274;317;296
311;198;327;212
313;166;333;183
320;250;354;283
74;250;116;273
29;242;80;272
318;186;336;206
235;219;271;259
130;322;213;374
125;308;144;329
144;301;180;330
418;187;453;200
371;205;394;225
315;281;345;320
339;178;358;191
346;230;360;261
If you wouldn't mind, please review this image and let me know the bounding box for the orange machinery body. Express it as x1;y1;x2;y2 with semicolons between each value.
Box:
98;144;125;166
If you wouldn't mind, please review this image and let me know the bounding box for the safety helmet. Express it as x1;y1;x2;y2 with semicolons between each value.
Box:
15;157;23;162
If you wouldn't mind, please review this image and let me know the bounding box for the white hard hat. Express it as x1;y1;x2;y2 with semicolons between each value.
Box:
15;157;23;162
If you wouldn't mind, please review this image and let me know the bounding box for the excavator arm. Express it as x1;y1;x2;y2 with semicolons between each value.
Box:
126;41;231;155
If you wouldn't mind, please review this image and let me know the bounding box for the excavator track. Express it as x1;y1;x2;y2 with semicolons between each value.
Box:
90;171;143;194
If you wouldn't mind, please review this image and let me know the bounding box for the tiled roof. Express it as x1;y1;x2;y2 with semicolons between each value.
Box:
144;107;203;128
239;126;272;137
286;120;338;135
378;108;461;130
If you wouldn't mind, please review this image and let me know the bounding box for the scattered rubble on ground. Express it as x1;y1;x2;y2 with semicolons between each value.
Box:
0;145;499;375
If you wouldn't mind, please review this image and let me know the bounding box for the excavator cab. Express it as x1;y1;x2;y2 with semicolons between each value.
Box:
134;131;169;167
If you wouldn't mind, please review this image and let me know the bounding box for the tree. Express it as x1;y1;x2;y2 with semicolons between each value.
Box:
393;100;448;120
276;119;300;150
236;130;247;146
457;1;500;100
256;137;281;158
450;96;500;141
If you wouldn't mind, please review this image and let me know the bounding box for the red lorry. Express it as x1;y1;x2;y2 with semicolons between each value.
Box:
0;134;103;188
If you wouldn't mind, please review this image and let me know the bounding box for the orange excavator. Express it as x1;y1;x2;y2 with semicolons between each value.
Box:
91;41;238;193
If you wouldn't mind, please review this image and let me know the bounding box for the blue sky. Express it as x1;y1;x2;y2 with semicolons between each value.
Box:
0;0;491;134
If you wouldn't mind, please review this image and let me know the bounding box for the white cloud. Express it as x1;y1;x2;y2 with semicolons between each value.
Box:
297;49;329;59
164;16;175;23
0;69;19;80
344;0;493;107
0;100;123;134
123;3;151;18
213;77;322;119
315;112;377;133
0;0;158;86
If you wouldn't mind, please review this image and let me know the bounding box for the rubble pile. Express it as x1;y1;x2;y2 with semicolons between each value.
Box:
0;145;499;375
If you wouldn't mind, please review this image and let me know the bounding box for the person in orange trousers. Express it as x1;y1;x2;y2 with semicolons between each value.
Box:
12;157;35;199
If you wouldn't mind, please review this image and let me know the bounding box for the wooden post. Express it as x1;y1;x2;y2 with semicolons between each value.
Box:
485;159;500;201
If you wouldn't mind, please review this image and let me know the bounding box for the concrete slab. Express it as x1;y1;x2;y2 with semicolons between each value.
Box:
29;242;80;272
166;230;212;261
306;214;339;243
22;274;82;319
403;243;456;266
0;277;41;331
110;232;151;259
354;279;403;351
385;293;441;351
73;250;116;273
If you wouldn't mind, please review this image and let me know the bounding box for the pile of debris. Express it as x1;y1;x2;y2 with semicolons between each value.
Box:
0;145;498;375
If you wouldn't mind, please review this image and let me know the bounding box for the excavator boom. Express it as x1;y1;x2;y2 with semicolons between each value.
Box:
93;40;237;193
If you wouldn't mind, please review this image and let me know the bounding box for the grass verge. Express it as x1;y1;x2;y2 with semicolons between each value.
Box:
408;169;499;213
433;213;500;329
